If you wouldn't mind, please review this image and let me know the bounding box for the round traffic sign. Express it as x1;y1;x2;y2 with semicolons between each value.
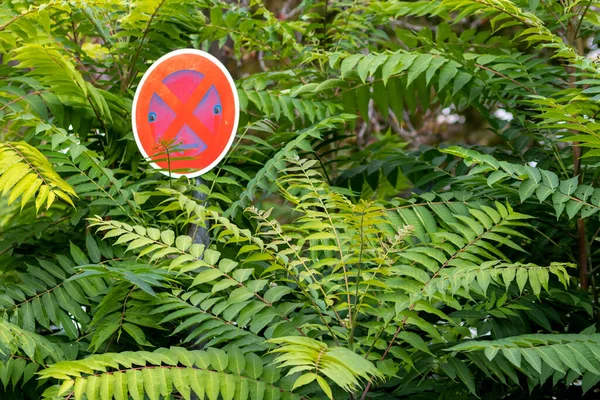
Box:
132;49;239;178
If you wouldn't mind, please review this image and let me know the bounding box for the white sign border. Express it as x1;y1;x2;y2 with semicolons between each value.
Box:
131;48;240;178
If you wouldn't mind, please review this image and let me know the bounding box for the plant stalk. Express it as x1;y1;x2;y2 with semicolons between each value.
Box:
569;10;589;291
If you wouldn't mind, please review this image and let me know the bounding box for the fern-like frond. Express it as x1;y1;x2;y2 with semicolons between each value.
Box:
0;319;64;392
0;252;104;339
442;146;600;219
270;336;383;397
0;141;76;211
428;260;574;299
39;346;298;400
449;333;600;393
0;319;64;365
0;357;40;392
87;216;313;347
437;0;589;73
146;292;265;350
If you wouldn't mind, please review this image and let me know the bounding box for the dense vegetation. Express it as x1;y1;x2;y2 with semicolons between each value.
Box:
1;0;600;398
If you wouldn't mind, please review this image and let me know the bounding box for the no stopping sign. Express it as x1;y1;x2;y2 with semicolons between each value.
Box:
132;49;239;178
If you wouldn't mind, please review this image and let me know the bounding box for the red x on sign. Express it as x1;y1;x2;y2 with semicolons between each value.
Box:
132;49;239;178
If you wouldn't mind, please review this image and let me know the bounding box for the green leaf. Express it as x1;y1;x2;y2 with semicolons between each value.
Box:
204;249;221;265
388;77;405;123
227;347;246;375
382;53;403;85
357;55;373;83
502;348;522;368
522;348;543;374
220;372;236;400
176;236;193;251
245;353;263;379
171;368;190;400
452;72;472;95
292;373;316;390
210;7;223;25
519;178;539;202
208;348;228;372
316;375;333;399
487;170;508;186
356;85;370;120
70;242;89;265
206;369;220;400
189;369;206;399
122;323;151;346
425;57;447;85
448;358;476;395
536;184;553;202
372;80;389;120
161;230;175;246
264;286;293;303
541;170;559;189
553;345;581;373
142;368;160;400
7;173;36;205
439;63;459;91
219;259;238;274
86;376;99;400
85;235;102;263
559;177;578;196
100;373;113;400
74;377;87;400
536;347;565;373
397;331;432;355
341;54;362;78
407;54;432;86
516;267;528;294
525;166;541;183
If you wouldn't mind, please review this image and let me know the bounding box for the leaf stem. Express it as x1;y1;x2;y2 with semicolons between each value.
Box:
348;206;366;348
124;0;166;90
574;0;593;39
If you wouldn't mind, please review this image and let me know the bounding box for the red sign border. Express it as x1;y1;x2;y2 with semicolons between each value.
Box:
131;49;240;178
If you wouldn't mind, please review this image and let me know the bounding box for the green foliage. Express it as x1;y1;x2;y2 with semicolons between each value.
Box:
39;346;297;400
0;142;76;211
449;333;600;393
0;319;64;365
442;146;600;219
1;0;600;398
0;252;103;340
69;158;581;399
270;336;383;397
